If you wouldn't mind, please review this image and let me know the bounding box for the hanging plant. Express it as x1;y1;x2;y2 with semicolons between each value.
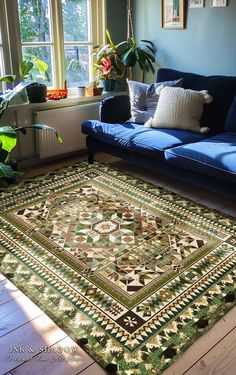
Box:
121;37;155;73
120;0;156;73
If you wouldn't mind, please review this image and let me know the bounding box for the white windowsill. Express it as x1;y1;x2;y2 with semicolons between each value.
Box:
8;91;128;111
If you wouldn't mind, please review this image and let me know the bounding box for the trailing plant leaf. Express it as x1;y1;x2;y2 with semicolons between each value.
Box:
0;163;22;179
0;99;9;119
0;77;62;186
0;126;17;153
0;75;16;83
32;124;63;143
0;81;37;120
1;82;35;103
14;124;63;143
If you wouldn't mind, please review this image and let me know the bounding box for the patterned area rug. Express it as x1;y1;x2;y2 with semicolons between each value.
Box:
0;162;236;374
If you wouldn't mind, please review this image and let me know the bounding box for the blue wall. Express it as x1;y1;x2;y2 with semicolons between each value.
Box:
133;0;236;80
106;0;127;43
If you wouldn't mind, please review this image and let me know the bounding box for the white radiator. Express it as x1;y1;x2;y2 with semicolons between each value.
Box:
35;102;99;159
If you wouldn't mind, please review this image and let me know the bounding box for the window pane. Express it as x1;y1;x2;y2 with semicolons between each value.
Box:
62;0;89;42
22;46;53;86
18;0;51;42
65;45;90;87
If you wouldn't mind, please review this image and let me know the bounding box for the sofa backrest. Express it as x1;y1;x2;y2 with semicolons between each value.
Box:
157;68;236;134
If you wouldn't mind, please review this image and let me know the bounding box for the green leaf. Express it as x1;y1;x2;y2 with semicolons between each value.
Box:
0;81;37;119
97;44;113;59
0;99;9;119
0;162;22;179
144;51;155;62
0;75;16;83
0;126;16;136
19;60;33;77
145;45;155;55
105;29;114;47
0;126;17;153
116;41;128;49
33;58;48;75
140;39;154;46
2;81;35;102
136;48;147;69
145;55;156;74
33;124;62;143
14;124;62;143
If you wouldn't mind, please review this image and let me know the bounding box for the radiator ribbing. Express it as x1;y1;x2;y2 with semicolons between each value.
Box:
34;102;99;159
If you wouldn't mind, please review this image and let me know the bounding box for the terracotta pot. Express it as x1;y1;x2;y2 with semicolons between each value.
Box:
85;87;103;96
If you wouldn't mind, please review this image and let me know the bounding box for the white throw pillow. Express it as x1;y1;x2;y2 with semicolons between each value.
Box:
127;78;183;124
145;86;213;134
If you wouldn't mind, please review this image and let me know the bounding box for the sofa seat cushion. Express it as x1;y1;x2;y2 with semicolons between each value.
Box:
82;120;205;159
165;133;236;183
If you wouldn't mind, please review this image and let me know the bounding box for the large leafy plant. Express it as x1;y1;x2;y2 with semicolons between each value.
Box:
93;29;156;81
93;30;125;81
0;80;62;186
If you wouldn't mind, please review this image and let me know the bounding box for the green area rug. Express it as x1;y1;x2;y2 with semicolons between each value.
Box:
0;162;236;374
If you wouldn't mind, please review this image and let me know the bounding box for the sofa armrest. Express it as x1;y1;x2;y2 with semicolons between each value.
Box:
99;95;131;123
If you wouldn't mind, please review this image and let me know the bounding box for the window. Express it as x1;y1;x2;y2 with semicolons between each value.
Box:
18;0;54;86
62;0;90;87
0;0;105;89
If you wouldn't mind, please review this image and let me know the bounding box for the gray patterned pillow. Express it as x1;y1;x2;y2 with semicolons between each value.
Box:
127;78;183;124
145;86;213;134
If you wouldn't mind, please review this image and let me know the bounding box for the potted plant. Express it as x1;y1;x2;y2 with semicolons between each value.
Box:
121;37;155;73
118;0;156;76
0;80;62;186
85;78;103;96
25;57;50;103
93;30;125;92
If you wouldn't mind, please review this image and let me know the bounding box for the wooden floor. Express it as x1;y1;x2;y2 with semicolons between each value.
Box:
1;152;236;375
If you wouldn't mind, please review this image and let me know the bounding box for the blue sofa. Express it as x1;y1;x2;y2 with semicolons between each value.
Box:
81;68;236;198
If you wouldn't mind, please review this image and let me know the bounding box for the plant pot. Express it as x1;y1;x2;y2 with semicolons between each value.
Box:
27;83;47;103
123;51;137;67
100;79;115;92
85;87;103;96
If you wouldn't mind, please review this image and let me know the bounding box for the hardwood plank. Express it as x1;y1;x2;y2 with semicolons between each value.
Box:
7;336;94;375
198;194;233;211
0;314;67;375
0;279;22;306
0;295;43;339
185;327;236;375
163;305;236;375
220;202;236;218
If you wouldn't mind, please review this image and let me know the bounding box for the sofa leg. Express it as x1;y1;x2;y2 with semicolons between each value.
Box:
88;152;94;164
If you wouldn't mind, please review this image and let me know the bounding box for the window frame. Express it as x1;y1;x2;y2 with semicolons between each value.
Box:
0;0;105;88
0;0;13;79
